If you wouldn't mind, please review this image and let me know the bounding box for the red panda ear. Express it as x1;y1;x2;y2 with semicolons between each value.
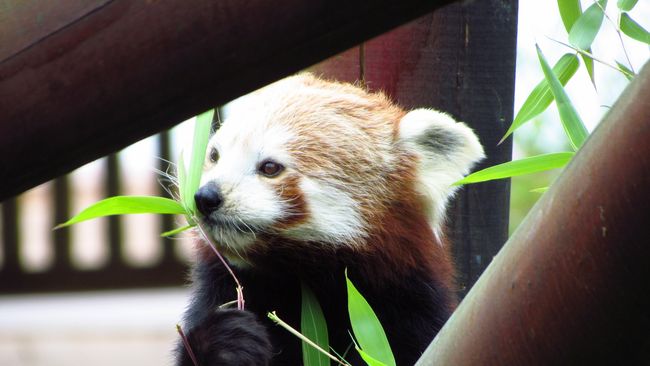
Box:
398;109;485;232
399;108;485;173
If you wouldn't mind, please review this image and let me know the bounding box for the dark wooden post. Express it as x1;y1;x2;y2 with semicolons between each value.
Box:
420;1;517;296
314;0;517;296
1;199;20;273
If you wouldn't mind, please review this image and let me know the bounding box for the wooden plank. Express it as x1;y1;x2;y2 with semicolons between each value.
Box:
0;0;457;202
0;0;111;60
308;46;362;84
105;153;124;267
417;60;650;366
0;264;187;293
157;131;177;264
52;176;71;270
1;198;20;273
364;1;517;296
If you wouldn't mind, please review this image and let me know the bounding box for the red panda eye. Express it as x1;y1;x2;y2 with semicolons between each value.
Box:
259;161;283;177
209;148;219;163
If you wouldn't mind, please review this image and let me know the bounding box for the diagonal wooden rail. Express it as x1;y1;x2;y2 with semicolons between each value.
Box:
417;61;650;365
0;0;455;202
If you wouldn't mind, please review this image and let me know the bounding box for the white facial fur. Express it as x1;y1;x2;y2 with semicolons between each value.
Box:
282;176;365;244
198;78;368;253
194;75;484;257
198;107;295;252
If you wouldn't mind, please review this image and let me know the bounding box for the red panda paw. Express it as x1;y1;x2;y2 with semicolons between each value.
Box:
176;308;273;366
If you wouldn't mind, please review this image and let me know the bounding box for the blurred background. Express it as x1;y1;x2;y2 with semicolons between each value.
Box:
1;1;648;365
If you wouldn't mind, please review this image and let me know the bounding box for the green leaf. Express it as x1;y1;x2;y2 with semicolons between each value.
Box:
569;0;607;50
582;51;596;87
615;61;636;80
161;224;195;237
301;282;331;366
557;0;583;34
537;45;589;150
178;150;187;208
55;196;186;229
356;347;387;366
620;13;650;45
501;53;579;143
453;152;574;185
556;0;598;86
268;311;344;365
617;0;638;11
182;110;214;215
345;271;395;366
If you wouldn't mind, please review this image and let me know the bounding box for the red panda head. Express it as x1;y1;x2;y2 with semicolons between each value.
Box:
194;74;484;266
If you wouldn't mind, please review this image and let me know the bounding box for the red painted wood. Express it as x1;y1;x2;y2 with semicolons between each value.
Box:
0;0;456;201
418;61;650;366
363;2;517;295
308;47;361;84
0;0;111;60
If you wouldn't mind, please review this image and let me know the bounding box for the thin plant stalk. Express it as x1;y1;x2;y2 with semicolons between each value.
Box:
268;311;351;366
548;37;635;78
194;218;245;310
595;1;635;73
176;324;200;366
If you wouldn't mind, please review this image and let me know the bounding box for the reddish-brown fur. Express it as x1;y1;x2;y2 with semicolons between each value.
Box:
180;74;464;366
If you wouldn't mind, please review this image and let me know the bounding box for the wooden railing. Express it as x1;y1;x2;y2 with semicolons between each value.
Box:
0;131;190;293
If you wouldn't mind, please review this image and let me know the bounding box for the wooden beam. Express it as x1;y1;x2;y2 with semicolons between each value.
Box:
362;1;518;296
0;0;456;202
417;61;650;365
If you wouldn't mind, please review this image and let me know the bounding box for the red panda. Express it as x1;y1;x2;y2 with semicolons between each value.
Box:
176;73;484;366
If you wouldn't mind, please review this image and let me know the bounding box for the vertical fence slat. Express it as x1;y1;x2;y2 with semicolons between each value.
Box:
106;153;124;268
363;1;517;296
157;131;176;264
1;198;20;273
52;176;71;270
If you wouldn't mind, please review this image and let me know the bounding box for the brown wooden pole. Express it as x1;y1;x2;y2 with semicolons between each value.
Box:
311;0;518;298
0;0;456;202
362;1;517;297
416;62;650;365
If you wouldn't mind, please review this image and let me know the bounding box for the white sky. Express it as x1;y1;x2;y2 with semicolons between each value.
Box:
513;0;650;155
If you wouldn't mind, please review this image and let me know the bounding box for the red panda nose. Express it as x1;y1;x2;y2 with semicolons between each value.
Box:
194;182;224;216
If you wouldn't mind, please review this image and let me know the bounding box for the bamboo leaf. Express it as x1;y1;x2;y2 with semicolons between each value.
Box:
183;110;214;215
615;61;636;80
453;152;574;185
557;0;583;34
537;45;589;150
582;52;596;87
617;0;638;11
345;271;395;366
619;13;650;44
569;0;607;50
356;347;387;366
501;53;579;143
178;150;188;208
55;196;186;229
268;312;346;366
301;282;331;366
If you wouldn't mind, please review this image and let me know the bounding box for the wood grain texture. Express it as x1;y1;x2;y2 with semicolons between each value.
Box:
364;1;517;296
417;60;650;366
0;0;455;201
